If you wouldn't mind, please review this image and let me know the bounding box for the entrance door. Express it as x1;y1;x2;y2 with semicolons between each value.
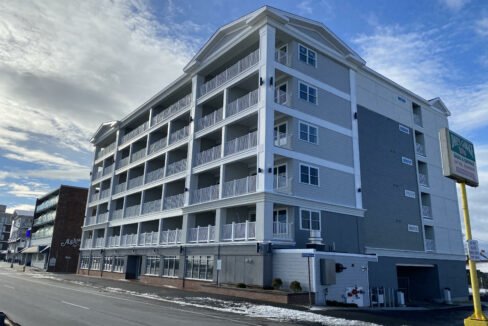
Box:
126;256;142;279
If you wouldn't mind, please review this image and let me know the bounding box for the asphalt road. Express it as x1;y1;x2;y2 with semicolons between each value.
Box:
0;268;293;326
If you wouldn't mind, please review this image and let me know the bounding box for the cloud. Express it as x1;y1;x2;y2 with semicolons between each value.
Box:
6;182;51;198
438;0;471;11
296;1;313;15
475;16;488;37
6;204;36;214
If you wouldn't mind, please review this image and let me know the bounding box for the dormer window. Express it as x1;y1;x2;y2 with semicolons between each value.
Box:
298;44;316;66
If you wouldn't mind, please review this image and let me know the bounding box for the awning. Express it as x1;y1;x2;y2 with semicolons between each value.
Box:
40;245;50;253
21;246;40;254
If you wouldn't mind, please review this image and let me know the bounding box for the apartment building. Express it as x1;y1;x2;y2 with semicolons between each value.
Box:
22;185;87;272
0;205;13;260
7;210;34;264
79;7;467;305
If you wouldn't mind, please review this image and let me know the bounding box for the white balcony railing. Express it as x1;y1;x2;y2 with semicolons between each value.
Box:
188;225;216;243
273;222;293;241
93;170;103;181
128;175;144;190
95;237;105;248
194;145;221;166
103;164;114;176
273;176;291;194
163;193;185;209
274;132;291;148
275;50;290;66
419;173;429;187
84;215;96;226
199;49;259;97
166;158;187;176
226;89;259;117
117;156;130;169
124;205;140;218
138;231;159;246
425;239;435;251
121;121;149;144
222;175;257;198
95;142;116;160
120;234;138;247
160;229;182;245
416;142;426;156
191;184;219;204
82;238;92;249
90;192;99;202
151;94;192;127
224;131;258;156
114;182;127;194
142;199;162;214
274;89;290;106
98;212;109;223
107;235;120;247
145;168;164;184
169;125;189;144
222;221;256;241
130;148;146;163
99;189;110;200
196;108;223;131
422;205;432;218
111;209;123;221
149;137;167;154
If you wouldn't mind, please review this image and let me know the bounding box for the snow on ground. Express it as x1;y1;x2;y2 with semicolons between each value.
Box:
29;274;63;282
103;287;380;326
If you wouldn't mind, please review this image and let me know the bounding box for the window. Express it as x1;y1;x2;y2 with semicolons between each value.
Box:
103;256;113;271
113;256;124;273
299;122;318;144
145;256;160;276
185;256;213;280
399;124;410;134
300;164;319;186
91;256;101;271
298;44;316;66
300;209;320;231
273;164;287;189
162;256;179;277
274;123;288;146
80;256;90;269
404;189;416;199
299;82;317;104
408;224;419;233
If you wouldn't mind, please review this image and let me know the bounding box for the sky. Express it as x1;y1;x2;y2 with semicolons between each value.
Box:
0;0;487;255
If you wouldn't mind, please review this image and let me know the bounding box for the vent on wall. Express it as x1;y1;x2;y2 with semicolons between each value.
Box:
404;189;416;199
408;224;419;233
397;96;407;103
399;124;410;134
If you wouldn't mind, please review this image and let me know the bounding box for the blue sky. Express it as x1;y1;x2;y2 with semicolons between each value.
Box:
1;0;487;252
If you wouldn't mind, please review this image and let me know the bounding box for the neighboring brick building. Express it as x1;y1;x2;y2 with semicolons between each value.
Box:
23;185;88;272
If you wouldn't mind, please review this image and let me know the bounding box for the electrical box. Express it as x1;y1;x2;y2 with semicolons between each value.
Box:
320;259;336;285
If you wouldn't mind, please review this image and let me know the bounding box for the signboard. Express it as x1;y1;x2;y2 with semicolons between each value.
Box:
439;128;478;187
216;259;222;271
467;240;481;261
302;253;314;258
25;229;31;238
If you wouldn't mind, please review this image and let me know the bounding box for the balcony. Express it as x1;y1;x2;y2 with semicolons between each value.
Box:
120;234;138;247
222;221;256;241
127;176;144;190
425;239;435;252
84;215;96;226
146;168;164;184
227;89;259;117
121;121;149;144
114;182;127;194
130;148;146;163
274;89;290;106
199;49;260;97
419;173;429;187
188;225;216;243
34;212;56;227
194;145;221;166
99;189;110;200
273;222;293;241
160;229;182;245
196;108;223;131
416;143;426;156
124;205;141;218
222;175;257;198
138;231;158;246
274;132;291;148
117;157;130;169
95;142;116;160
98;212;109;223
82;238;92;249
103;164;114;176
169;126;189;144
149;137;167;155
90;192;99;202
275;50;289;66
94;237;105;248
36;195;59;213
422;205;432;219
163;193;185;210
142;200;162;215
93;170;103;180
191;184;219;204
224;131;258;156
112;209;123;221
107;235;120;247
151;94;192;127
274;176;291;194
166;158;187;176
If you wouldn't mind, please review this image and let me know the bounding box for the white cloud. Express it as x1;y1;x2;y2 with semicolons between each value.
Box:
7;182;50;198
438;0;471;11
296;1;313;15
475;17;488;37
5;204;35;214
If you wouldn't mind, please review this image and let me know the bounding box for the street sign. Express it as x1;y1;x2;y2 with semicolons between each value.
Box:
302;253;314;258
216;259;222;271
467;240;482;261
439;128;479;187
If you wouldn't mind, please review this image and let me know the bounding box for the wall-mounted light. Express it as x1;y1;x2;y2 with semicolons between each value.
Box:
184;187;189;192
189;116;193;122
269;77;274;86
354;112;358;120
259;77;264;86
357;188;362;193
258;168;263;173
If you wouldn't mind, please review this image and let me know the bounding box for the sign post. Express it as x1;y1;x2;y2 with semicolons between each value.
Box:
302;252;314;308
439;129;487;326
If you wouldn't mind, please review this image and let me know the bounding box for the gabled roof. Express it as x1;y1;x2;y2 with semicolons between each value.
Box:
429;97;451;116
184;6;365;72
90;121;119;144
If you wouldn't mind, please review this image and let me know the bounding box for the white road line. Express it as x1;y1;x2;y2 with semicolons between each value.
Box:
61;301;90;310
2;285;15;289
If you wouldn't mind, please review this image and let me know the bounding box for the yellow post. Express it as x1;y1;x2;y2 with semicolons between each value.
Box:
460;182;488;326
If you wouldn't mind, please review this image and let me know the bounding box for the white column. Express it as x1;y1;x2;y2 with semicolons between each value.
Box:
349;69;362;209
255;200;273;241
215;208;223;242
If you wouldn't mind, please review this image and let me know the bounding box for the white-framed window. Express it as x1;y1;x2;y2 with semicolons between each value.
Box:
80;256;90;269
273;164;287;189
274;122;288;147
299;121;318;144
103;256;113;271
185;255;213;280
300;209;321;231
276;44;288;65
299;82;317;104
300;164;319;186
91;256;101;271
145;256;160;276
298;44;317;66
162;256;179;277
113;256;124;273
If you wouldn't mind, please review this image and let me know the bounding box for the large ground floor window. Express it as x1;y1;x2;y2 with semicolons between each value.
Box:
80;256;90;269
185;256;213;280
113;256;124;273
91;256;101;271
103;256;113;271
145;256;160;276
162;256;179;277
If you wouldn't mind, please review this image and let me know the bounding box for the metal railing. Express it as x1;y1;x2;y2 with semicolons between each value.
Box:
194;145;221;166
142;199;162;214
222;175;257;198
422;205;432;218
227;89;259;117
128;175;144;190
425;239;435;251
120;234;138;247
416;142;426;156
274;132;291;148
82;238;92;249
98;212;109;223
160;229;182;245
103;164;114;176
93;170;103;180
111;209;123;221
107;235;120;247
163;193;185;209
95;237;105;248
419;173;429;187
191;184;219;204
95;142;116;160
90;192;99;202
196;108;223;131
151;94;192;126
130;148;146;163
169;125;189;144
84;215;96;226
224;131;258;156
117;156;130;169
275;50;290;66
149;137;167;154
145;168;164;184
36;195;59;213
188;225;216;243
34;211;56;226
273;222;293;240
138;231;159;246
124;204;140;218
222;221;256;241
114;182;127;194
166;158;187;176
199;49;259;97
99;189;110;199
274;89;290;105
121;121;149;144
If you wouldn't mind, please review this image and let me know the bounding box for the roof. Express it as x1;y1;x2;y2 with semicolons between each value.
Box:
13;210;34;217
428;97;451;116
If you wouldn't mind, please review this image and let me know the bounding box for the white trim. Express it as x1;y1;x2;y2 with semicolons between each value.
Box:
297;43;317;68
396;263;435;268
349;70;362;209
273;248;378;261
365;246;466;261
298;81;318;105
299;208;321;231
299;163;320;186
298;121;318;145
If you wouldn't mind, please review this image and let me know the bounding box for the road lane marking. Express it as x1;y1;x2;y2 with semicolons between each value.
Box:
2;285;15;289
61;301;90;310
